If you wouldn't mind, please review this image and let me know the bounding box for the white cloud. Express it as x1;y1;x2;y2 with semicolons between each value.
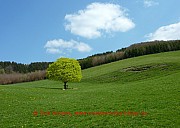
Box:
44;39;92;54
65;2;135;39
144;0;159;7
146;22;180;41
74;42;92;52
46;48;61;54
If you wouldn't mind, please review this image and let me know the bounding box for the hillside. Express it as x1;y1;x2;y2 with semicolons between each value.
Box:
0;51;180;127
82;50;180;80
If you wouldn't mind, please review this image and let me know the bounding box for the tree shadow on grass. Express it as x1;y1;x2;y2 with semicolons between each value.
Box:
36;87;77;90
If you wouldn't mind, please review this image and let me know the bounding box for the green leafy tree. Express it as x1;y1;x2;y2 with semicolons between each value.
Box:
47;58;82;89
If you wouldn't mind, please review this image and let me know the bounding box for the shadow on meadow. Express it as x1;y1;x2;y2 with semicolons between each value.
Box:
36;86;78;90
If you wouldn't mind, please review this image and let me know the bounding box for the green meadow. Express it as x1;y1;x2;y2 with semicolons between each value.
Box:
1;51;180;127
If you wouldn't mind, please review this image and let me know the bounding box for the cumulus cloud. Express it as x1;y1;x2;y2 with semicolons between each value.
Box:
143;0;159;7
146;22;180;41
44;39;92;54
65;2;135;39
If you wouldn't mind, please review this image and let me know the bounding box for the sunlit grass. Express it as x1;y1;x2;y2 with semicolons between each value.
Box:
0;51;180;127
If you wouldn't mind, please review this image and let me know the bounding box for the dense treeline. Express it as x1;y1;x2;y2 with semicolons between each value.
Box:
0;61;49;84
28;62;52;72
124;40;180;58
0;61;52;74
79;40;180;69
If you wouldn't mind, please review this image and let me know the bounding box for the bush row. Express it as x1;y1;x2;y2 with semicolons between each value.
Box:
0;70;46;85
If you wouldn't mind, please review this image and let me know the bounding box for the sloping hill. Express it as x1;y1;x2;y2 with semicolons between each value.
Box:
82;50;180;82
0;51;180;127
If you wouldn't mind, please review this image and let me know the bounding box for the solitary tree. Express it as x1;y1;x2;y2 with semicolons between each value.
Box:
47;58;82;90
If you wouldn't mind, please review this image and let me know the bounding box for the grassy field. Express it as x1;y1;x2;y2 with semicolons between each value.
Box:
0;51;180;127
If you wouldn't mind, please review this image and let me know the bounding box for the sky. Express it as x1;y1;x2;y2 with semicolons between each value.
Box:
0;0;180;64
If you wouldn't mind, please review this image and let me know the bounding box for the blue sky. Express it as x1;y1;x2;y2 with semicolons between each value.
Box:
0;0;180;64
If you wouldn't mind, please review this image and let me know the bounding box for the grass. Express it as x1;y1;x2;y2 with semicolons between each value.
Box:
0;51;180;127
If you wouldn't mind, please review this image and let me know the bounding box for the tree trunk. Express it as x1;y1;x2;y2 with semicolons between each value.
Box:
64;82;67;90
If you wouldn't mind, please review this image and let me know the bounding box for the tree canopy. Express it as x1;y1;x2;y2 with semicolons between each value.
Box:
47;58;82;89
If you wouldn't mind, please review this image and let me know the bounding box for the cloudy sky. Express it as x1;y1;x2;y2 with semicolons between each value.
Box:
0;0;180;63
